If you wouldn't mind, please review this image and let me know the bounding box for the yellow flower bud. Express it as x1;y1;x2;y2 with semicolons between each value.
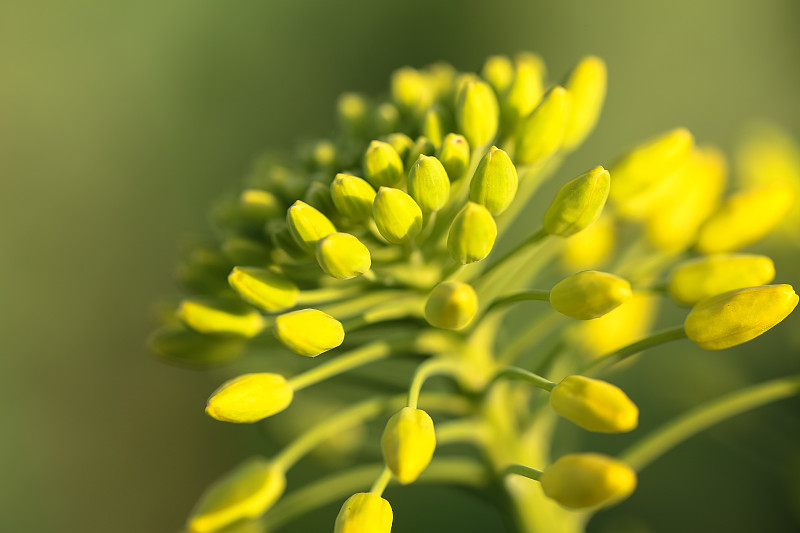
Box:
421;104;452;149
206;373;294;423
363;140;405;188
684;285;798;350
267;219;311;261
381;407;437;484
337;92;369;136
501;53;545;133
515;86;570;166
550;271;631;320
404;135;436;170
239;189;282;224
330;173;377;223
576;292;658;357
273;308;345;357
407;155;450;212
373;187;423;244
178;298;265;338
187;458;285;533
469;146;519;215
316;232;372;280
384;132;415;162
447;202;497;264
481;54;515;95
424;281;478;330
228;267;299;313
334;493;393;533
561;213;615;271
562;56;607;150
391;66;433;115
543;166;610;237
550;375;638;433
286;200;337;252
455;79;499;148
149;324;245;367
437;133;470;181
541;453;637;509
668;254;776;305
374;102;400;136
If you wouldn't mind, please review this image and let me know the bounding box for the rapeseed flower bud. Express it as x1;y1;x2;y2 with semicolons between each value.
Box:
391;66;432;116
562;56;607;150
684;285;798;350
543;166;610;237
515;86;570;166
334;493;393;533
421;104;451;149
384;132;415;163
187;458;285;533
407;155;450;212
561;213;615;270
481;54;515;95
469;146;518;215
363;140;405;188
337;92;369;136
206;373;294;423
424;281;478;330
667;254;775;305
540;453;637;509
381;407;437;484
273;308;345;356
267;219;311;261
303;181;337;217
286;200;337;252
178;298;265;338
550;271;631;320
374;102;400;135
447;202;497;264
239;189;283;224
228;266;299;313
316;232;372;279
437;133;470;180
550;375;638;433
501;53;545;134
404;136;436;169
455;79;499;148
373;187;423;243
330;174;377;223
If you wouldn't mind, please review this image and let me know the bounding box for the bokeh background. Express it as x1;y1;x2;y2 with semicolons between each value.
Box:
2;0;799;532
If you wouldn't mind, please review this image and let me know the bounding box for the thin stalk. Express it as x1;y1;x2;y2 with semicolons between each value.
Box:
502;463;543;482
369;467;393;496
287;341;398;391
407;358;461;409
491;367;556;392
487;289;551;312
582;325;688;374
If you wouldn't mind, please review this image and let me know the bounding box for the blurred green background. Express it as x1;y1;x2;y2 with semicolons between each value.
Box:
2;0;799;532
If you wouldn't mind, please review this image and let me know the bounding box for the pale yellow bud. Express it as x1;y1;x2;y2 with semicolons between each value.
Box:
668;254;775;305
206;373;293;423
550;375;638;433
334;493;393;533
541;453;637;509
273;308;345;357
381;407;437;484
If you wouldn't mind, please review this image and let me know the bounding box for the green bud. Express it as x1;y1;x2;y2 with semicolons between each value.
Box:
455;79;499;148
469;146;518;215
424;281;478;330
149;324;245;367
178;298;265;338
668;254;776;305
206;373;294;423
239;189;283;224
286;200;337;252
437;133;470;181
421;104;451;149
481;54;515;95
447;202;497;264
330;173;377;223
563;56;607;150
404;135;436;170
407;155;450;212
337;92;370;136
316;232;372;279
543;166;611;237
391;66;432;115
228;266;299;313
363;140;405;188
549;271;631;320
384;132;415;162
373;187;423;244
303;181;338;218
374;102;400;135
381;407;437;484
221;238;271;267
501;53;545;133
274;308;345;357
515;86;570;166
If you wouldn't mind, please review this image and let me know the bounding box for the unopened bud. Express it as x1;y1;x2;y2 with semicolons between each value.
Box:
447;202;497;264
274;308;345;357
408;155;450;212
334;493;393;533
373;187;423;244
541;453;637;509
481;54;515;95
421;104;452;149
456;79;499;148
178;298;265;338
330;174;377;223
381;407;437;484
337;92;369;136
206;373;294;423
404;136;436;170
668;254;776;305
469;146;518;215
391;66;432;115
286;200;337;252
437;133;470;181
501;53;545;133
363;140;405;188
424;281;478;330
316;232;372;279
303;181;338;217
515;86;570;166
228;266;299;313
543;166;610;237
239;189;283;224
549;271;631;320
384;133;415;162
562;56;607;150
550;375;638;433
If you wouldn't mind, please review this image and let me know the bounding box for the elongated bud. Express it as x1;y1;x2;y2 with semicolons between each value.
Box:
391;66;432;115
456;79;499;148
206;373;294;423
421;104;451;149
407;155;450;212
544;166;610;237
501;53;545;133
684;285;798;350
274;308;345;357
515;86;570;166
550;271;631;320
228;267;299;313
437;133;470;180
541;453;637;509
363;140;405;188
561;214;615;270
286;200;337;252
550;376;638;433
334;493;393;533
187;458;286;533
381;407;437;484
668;254;775;305
178;298;265;338
424;281;478;330
330;174;377;223
481;54;515;95
316;232;371;279
447;202;497;263
404;136;436;170
149;325;245;367
562;56;607;150
469;146;518;215
384;132;415;162
373;187;423;243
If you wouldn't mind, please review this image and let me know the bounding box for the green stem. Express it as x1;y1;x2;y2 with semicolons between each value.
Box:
407;358;461;409
582;325;688;374
502;463;543;482
479;227;549;280
370;467;393;496
340;296;425;331
287;340;398;391
491;367;556;392
295;284;365;305
488;289;551;312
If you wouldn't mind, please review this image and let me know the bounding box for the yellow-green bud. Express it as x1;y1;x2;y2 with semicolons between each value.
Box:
334;493;393;533
481;54;515;95
391;66;432;115
684;285;798;350
424;281;478;330
455;79;499;148
303;181;337;217
239;189;283;224
562;56;607;150
501;53;545;133
187;458;285;533
373;187;423;244
286;200;337;252
437;133;470;181
421;104;451;149
374;102;400;135
363;140;405;188
407;155;450;212
149;325;245;367
178;298;265;338
384;132;415;162
543;166;611;237
330;174;377;223
469;146;518;215
550;375;638;433
337;92;369;136
267;219;310;260
404;135;436;170
447;202;497;264
549;271;631;320
316;232;372;279
541;453;637;509
206;373;294;423
668;254;776;305
515;86;570;166
228;267;299;313
274;308;345;357
381;407;437;484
